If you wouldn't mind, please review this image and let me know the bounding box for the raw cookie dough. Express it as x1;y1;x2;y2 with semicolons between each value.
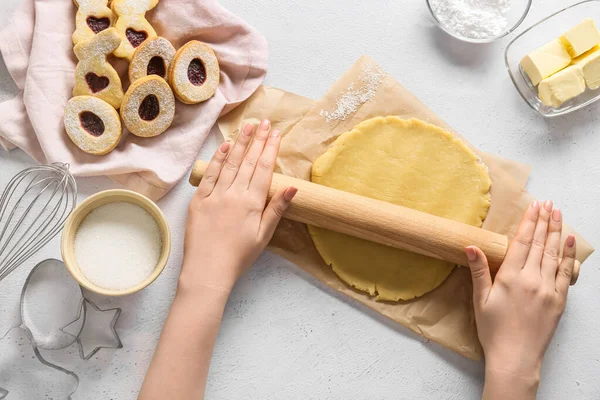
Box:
309;116;491;301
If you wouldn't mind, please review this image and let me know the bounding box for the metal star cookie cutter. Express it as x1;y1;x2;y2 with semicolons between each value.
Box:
61;297;123;360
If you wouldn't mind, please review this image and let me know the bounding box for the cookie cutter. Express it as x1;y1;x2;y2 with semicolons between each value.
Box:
0;258;123;399
61;297;123;360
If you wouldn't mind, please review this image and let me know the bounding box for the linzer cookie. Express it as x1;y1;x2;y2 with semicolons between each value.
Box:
72;0;114;45
121;75;175;137
73;28;124;109
64;96;122;155
129;37;176;83
168;41;220;104
112;0;159;60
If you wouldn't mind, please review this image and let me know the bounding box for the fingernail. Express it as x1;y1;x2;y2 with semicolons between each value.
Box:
283;187;298;202
532;200;539;211
567;235;576;248
552;208;561;222
271;129;281;138
242;123;254;137
544;200;553;212
465;247;478;262
219;141;230;153
260;119;271;130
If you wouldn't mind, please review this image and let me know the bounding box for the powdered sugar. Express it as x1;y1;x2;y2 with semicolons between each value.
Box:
74;202;162;291
430;0;511;40
320;62;385;123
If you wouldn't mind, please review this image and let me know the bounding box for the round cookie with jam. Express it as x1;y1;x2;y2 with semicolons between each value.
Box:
129;37;176;83
168;41;220;104
121;75;175;137
64;96;122;155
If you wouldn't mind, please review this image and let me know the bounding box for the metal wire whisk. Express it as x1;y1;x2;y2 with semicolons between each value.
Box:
0;163;77;281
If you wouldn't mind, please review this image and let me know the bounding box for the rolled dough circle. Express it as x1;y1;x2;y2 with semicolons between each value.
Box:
309;116;491;301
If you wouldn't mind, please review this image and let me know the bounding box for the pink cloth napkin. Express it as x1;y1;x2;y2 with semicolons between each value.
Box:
0;0;268;200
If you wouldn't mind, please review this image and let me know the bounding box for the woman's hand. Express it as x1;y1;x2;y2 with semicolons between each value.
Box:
465;200;577;399
180;120;297;294
140;120;296;400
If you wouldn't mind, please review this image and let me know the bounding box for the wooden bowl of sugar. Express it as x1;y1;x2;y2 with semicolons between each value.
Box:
61;189;171;296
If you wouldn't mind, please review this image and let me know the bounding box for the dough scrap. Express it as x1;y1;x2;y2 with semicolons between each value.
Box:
309;116;491;301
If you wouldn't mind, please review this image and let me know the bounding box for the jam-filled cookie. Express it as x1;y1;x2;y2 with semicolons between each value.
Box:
64;96;122;155
112;0;159;61
120;75;175;137
72;0;114;45
129;37;176;83
73;28;124;109
168;41;220;104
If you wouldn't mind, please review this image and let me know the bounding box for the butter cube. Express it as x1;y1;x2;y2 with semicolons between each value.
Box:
521;39;571;86
572;45;600;89
560;19;600;58
538;65;586;108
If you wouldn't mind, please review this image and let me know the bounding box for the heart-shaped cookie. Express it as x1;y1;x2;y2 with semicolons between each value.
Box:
72;0;114;45
112;0;158;60
73;29;124;109
85;73;110;93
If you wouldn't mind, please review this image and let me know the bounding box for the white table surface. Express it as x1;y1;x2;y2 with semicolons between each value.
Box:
1;0;600;399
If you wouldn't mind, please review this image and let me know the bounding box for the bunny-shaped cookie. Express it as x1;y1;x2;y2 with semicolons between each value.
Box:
112;0;159;61
72;0;114;45
73;28;124;109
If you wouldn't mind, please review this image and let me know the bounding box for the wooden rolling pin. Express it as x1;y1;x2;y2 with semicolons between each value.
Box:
190;161;580;285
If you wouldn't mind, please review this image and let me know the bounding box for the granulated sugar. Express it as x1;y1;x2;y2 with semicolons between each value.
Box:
74;202;161;291
430;0;511;40
320;62;385;123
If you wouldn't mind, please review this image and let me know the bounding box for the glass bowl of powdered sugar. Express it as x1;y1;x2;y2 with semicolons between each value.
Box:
427;0;532;43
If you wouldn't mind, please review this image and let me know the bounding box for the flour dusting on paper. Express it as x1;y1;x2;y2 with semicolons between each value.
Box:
320;62;385;123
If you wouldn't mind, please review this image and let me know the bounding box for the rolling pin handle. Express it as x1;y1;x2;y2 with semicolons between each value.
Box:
190;161;204;187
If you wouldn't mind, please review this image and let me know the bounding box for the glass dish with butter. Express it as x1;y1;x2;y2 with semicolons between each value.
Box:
506;0;600;117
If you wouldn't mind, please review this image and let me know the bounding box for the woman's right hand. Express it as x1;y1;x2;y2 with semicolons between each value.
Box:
465;200;577;399
181;120;295;294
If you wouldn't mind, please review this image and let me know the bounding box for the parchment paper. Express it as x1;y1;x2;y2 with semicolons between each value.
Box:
218;57;594;360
